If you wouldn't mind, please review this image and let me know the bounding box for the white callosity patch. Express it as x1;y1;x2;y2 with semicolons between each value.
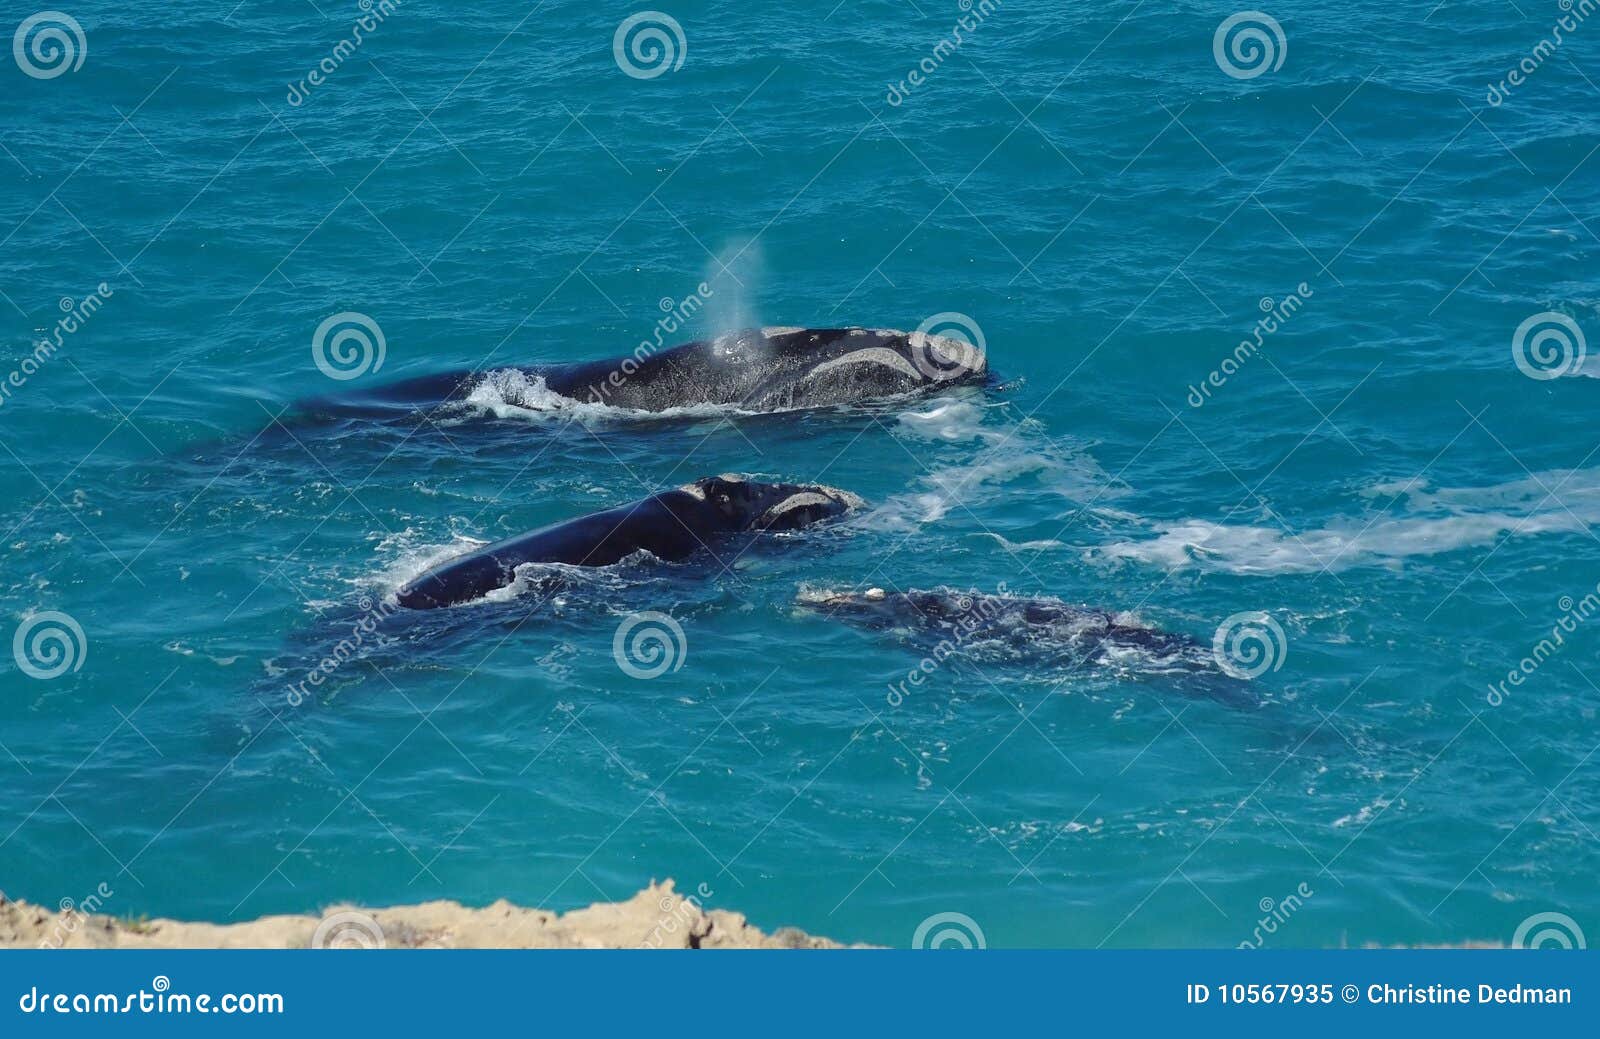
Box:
792;585;840;606
909;330;986;380
793;585;887;607
677;474;748;501
823;487;867;511
800;347;924;384
756;486;865;527
759;491;839;523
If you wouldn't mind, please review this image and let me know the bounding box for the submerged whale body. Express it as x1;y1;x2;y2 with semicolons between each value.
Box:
303;326;987;419
798;586;1258;707
396;476;863;609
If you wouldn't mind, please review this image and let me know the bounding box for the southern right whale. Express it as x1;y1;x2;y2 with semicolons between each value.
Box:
397;475;864;609
302;326;987;420
798;586;1259;707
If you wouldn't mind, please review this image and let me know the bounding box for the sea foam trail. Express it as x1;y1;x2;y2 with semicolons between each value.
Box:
447;369;739;424
365;527;490;599
860;400;1122;532
1095;468;1600;575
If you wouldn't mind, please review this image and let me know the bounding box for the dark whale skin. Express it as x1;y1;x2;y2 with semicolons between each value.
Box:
396;476;860;609
301;326;988;418
798;587;1261;708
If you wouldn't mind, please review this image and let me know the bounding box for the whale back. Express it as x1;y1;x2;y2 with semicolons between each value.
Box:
395;491;718;608
541;327;986;412
295;326;987;419
395;477;861;609
798;587;1258;706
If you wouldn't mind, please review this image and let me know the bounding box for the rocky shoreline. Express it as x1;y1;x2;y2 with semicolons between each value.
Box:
0;881;853;950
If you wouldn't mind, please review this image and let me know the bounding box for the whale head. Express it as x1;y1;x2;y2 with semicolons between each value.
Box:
794;585;908;620
678;474;865;532
781;328;987;397
696;327;988;412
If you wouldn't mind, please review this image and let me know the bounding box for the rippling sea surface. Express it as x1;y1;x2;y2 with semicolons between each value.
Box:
2;1;1597;948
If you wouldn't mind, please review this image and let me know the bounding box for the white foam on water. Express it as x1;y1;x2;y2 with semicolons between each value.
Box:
469;559;628;606
893;399;991;442
369;529;658;609
860;401;1121;532
448;369;639;423
976;532;1067;552
1333;795;1395;829
362;527;490;600
1095;468;1600;575
447;367;821;423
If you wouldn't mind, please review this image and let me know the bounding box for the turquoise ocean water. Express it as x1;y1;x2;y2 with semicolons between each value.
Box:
2;0;1598;948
